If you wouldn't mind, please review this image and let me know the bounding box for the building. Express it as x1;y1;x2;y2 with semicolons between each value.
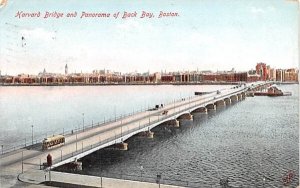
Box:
256;63;268;81
276;69;284;82
284;68;298;82
269;68;276;81
65;64;68;75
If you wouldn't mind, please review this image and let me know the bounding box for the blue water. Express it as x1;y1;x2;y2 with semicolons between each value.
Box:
1;84;298;187
0;85;229;149
72;84;298;188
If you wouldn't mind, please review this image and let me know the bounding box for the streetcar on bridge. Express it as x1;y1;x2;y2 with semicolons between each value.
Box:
42;135;65;150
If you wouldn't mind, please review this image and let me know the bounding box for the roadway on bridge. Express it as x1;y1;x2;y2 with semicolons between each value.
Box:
0;85;249;187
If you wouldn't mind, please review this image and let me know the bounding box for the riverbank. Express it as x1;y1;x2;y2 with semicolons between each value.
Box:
1;81;298;87
0;82;241;86
18;170;183;188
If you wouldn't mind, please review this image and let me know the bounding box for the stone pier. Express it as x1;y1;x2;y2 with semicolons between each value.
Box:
177;113;193;121
214;100;226;107
138;131;154;138
237;93;242;101
164;119;180;128
224;98;231;105
230;95;238;103
192;107;207;114
241;92;246;99
115;142;128;151
206;104;216;111
246;91;254;97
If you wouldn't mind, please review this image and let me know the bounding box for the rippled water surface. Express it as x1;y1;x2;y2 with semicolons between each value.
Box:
1;84;298;187
59;84;298;187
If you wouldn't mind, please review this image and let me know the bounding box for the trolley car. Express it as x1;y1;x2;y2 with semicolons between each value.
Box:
42;135;65;150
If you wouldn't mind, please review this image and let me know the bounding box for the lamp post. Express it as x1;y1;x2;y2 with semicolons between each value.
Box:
82;113;85;131
156;173;162;188
121;124;123;137
114;106;116;121
173;99;175;112
76;126;78;152
21;151;24;173
31;125;34;145
140;165;143;180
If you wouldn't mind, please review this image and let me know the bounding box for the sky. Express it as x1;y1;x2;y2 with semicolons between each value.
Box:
0;0;298;75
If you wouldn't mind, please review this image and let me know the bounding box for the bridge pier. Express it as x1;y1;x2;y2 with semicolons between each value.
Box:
241;92;246;100
192;107;207;114
230;95;238;103
138;131;154;138
115;142;128;151
224;98;231;105
246;91;254;97
214;100;226;108
67;159;82;171
164;119;180;128
177;113;193;121
237;93;242;101
206;104;216;111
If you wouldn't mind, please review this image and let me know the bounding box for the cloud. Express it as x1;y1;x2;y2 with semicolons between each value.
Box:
182;32;216;46
250;7;265;14
20;28;56;42
250;6;275;15
116;19;140;32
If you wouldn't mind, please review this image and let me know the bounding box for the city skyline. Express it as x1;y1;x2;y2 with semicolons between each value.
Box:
1;62;298;84
0;0;299;75
0;62;298;76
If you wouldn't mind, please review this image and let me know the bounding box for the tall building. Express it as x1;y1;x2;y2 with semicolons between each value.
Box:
256;63;267;81
276;69;284;82
65;64;68;75
284;68;299;82
269;68;276;81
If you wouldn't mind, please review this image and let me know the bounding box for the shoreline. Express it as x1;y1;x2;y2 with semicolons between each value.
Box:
0;81;298;87
0;82;240;86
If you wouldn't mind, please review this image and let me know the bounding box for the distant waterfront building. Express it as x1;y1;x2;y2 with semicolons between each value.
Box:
276;69;284;82
256;62;268;81
247;70;260;82
275;69;298;83
65;64;68;75
153;72;161;83
269;68;276;81
202;72;248;82
0;64;298;85
284;68;299;82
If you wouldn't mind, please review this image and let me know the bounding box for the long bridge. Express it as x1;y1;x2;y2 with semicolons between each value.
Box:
0;81;271;187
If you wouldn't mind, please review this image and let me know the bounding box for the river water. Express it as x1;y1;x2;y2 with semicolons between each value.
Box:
0;85;229;149
0;84;299;187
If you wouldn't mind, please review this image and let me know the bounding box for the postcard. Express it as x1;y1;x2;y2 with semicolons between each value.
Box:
0;0;299;188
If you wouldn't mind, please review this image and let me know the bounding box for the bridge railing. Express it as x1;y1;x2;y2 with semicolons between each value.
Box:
94;171;214;188
1;87;247;155
1;92;205;155
46;87;248;167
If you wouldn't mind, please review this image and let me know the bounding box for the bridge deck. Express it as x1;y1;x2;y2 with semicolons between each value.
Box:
0;83;265;187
